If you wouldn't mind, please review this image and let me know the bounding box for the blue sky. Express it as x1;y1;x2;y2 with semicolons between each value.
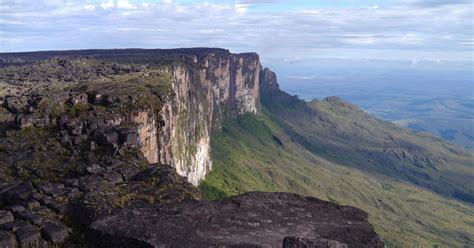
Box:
0;0;473;64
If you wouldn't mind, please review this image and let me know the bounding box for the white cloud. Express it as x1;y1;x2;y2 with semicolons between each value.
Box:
234;3;249;14
0;19;26;25
84;5;96;11
342;35;377;45
0;0;472;62
101;0;114;9
116;0;134;9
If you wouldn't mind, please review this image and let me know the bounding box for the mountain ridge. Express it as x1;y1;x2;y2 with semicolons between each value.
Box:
258;68;473;204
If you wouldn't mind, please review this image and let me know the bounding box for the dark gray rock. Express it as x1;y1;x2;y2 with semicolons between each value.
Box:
16;227;41;247
2;182;35;204
8;205;25;213
1;220;32;232
45;200;67;214
0;230;16;248
89;192;384;247
104;171;124;184
27;214;44;226
116;165;142;181
0;211;14;225
31;192;45;201
118;128;139;146
78;175;103;192
39;196;53;206
17;211;44;226
86;164;102;175
59;130;71;144
94;129;119;145
282;237;347;248
63;178;79;188
15;114;50;128
58;115;69;129
67;187;81;199
73;135;87;145
87;119;104;131
105;143;119;156
66;121;83;136
0;183;21;202
260;67;280;91
38;182;65;197
41;222;69;244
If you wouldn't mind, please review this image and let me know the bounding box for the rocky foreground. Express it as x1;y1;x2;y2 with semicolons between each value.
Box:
90;192;383;247
0;49;383;247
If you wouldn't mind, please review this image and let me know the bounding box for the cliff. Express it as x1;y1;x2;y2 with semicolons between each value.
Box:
0;48;261;185
157;52;260;185
0;49;383;247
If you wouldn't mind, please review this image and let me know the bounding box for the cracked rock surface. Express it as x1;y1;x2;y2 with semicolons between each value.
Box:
90;192;384;247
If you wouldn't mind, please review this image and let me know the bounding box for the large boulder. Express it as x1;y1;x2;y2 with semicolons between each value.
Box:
89;192;384;247
40;222;70;244
0;231;16;248
0;211;14;225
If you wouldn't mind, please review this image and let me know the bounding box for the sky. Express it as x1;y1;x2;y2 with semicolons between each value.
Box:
0;0;473;64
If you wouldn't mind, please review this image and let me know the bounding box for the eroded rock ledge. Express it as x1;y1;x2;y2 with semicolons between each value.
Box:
89;192;384;248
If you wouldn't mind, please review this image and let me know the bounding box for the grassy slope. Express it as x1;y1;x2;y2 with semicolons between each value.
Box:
199;111;474;247
260;89;474;204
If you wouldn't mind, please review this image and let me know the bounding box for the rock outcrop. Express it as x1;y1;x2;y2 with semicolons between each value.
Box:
89;192;384;247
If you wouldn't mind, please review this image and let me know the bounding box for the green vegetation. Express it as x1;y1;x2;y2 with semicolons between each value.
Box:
2;127;71;182
88;71;173;116
65;102;90;117
37;97;65;118
261;91;474;204
200;110;474;247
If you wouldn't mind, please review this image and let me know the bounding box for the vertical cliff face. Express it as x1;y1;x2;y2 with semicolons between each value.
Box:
0;49;261;186
132;111;159;164
157;52;261;185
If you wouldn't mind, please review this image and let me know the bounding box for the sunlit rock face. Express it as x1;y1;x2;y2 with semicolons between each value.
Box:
157;52;261;185
132;111;158;164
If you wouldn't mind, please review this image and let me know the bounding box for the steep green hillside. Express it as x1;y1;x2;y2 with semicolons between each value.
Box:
199;111;474;247
260;84;474;204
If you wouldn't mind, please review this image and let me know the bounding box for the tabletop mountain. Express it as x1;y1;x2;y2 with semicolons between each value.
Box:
0;49;385;247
